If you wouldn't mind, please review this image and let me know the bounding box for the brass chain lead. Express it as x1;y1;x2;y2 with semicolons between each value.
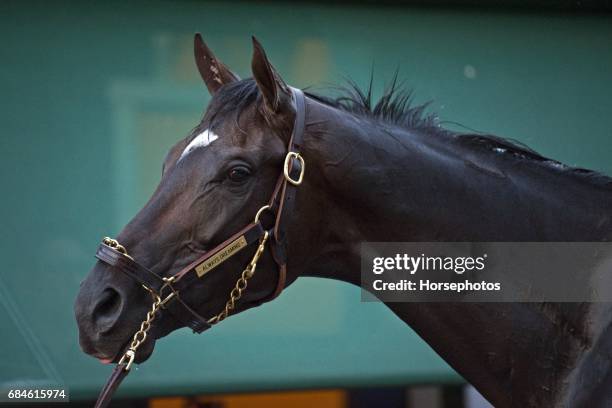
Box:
118;294;162;371
112;230;269;370
102;237;127;254
208;231;269;325
102;237;132;259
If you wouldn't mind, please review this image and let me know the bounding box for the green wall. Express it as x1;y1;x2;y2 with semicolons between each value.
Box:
1;0;611;400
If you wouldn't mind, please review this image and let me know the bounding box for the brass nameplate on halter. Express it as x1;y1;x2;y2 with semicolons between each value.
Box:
195;235;248;277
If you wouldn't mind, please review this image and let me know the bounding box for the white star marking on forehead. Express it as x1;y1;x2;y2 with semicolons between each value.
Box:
178;129;219;162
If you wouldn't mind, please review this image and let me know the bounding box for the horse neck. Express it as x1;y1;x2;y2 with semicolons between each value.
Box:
291;98;612;407
297;99;611;276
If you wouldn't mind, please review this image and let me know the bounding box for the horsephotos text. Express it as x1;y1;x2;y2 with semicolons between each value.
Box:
370;253;501;293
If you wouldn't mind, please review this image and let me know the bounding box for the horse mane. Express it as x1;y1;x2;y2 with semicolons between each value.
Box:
205;75;438;130
206;77;612;189
305;74;438;130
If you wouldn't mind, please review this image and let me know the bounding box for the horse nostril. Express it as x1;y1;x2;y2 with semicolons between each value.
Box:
92;287;123;330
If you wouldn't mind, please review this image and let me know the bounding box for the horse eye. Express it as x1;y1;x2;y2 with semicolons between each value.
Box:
227;166;251;182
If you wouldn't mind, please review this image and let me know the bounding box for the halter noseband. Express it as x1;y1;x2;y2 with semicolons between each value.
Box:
93;88;306;408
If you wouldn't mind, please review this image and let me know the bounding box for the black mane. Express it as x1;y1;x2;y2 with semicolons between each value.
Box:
306;75;438;130
205;76;437;130
206;77;612;189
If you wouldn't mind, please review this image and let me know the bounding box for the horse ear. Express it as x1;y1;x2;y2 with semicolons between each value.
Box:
251;36;292;114
194;33;240;94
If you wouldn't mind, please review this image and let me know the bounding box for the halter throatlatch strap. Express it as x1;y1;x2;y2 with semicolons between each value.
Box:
93;88;307;408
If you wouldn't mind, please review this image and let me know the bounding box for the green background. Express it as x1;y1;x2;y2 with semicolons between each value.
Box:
1;0;611;401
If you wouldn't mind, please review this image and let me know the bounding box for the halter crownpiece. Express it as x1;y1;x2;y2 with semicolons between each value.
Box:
92;88;307;408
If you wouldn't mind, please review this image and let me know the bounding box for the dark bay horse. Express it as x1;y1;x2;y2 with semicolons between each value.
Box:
75;35;612;407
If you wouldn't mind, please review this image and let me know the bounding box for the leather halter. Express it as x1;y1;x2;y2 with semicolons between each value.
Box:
93;88;306;408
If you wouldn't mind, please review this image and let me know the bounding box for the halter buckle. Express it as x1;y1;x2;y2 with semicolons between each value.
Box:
283;152;305;186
